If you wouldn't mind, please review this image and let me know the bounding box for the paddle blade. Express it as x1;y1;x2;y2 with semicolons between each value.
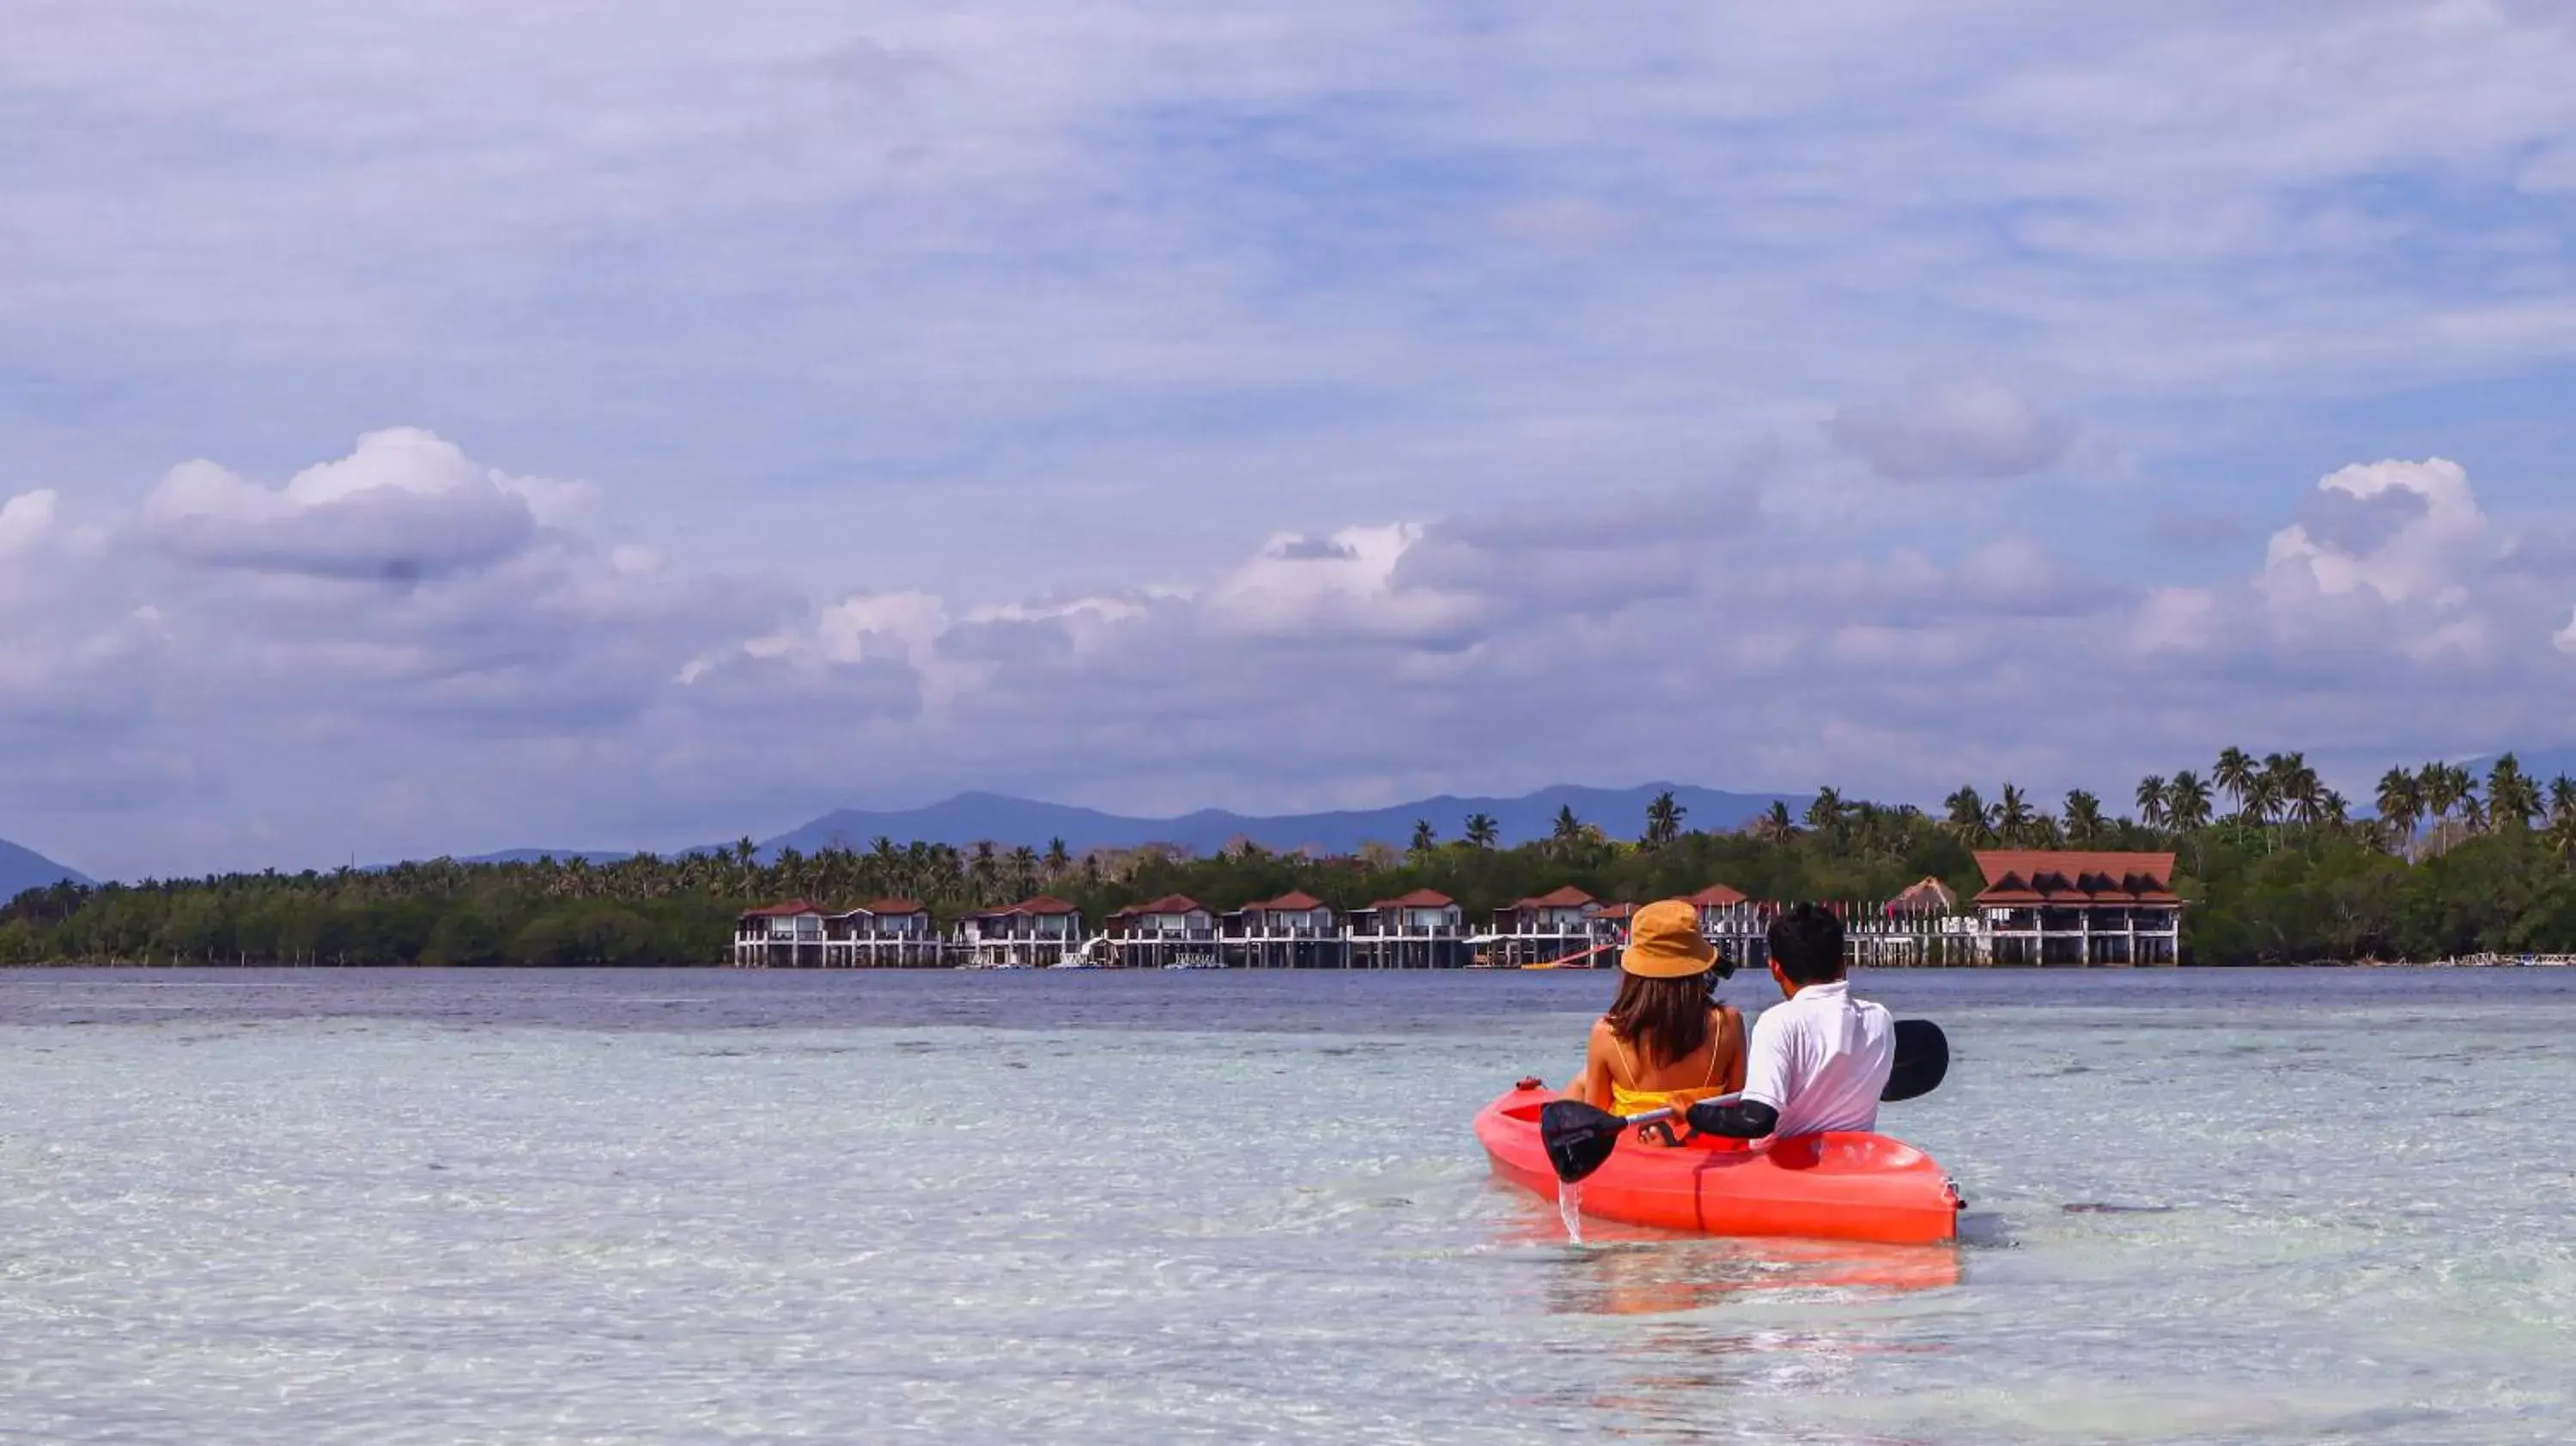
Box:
1538;1099;1627;1184
1882;1018;1950;1103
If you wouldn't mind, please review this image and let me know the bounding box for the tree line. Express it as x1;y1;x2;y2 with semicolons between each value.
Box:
9;749;2576;966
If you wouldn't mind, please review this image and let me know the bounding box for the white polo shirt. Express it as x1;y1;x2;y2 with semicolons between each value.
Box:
1740;980;1894;1139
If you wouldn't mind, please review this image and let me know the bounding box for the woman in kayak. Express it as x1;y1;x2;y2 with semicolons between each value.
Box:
1564;898;1745;1124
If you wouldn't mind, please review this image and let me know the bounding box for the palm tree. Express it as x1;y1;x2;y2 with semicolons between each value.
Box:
1550;805;1586;855
2375;768;2424;854
2244;769;2285;835
2544;781;2576;866
2488;753;2542;832
2451;763;2481;820
2163;771;2214;832
1642;791;1685;848
2214;747;2257;821
1996;784;2035;844
1942;787;1994;845
1750;800;1799;845
969;840;999;904
2268;752;2324;841
2063;790;2105;845
2136;775;2169;832
1804;787;1847;837
2546;811;2576;866
1464;813;1500;850
1409;818;1438;855
2458;792;2490;835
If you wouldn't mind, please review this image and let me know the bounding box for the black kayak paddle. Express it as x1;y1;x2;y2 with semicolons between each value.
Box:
1538;1018;1949;1186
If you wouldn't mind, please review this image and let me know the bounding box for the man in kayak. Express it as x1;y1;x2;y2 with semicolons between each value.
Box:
1686;901;1893;1141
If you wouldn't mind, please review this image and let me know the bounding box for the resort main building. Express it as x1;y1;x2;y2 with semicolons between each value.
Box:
732;849;2184;969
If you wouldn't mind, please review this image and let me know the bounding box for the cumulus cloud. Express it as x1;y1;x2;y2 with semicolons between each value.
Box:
1826;372;2075;483
143;428;544;582
2261;458;2486;605
16;422;2576;882
0;489;58;557
1201;524;1487;644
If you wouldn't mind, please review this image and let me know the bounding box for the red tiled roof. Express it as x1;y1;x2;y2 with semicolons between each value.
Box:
1242;890;1327;913
1111;894;1207;918
1689;883;1749;907
1512;885;1598;910
1595;902;1640;921
1886;878;1959;914
1973;851;2179;906
1364;888;1456;910
846;898;926;916
740;898;825;918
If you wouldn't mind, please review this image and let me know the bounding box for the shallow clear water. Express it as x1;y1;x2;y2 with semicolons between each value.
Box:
1;968;2569;1443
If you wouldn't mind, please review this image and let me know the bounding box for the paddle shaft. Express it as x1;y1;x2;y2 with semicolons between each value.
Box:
1602;1091;1742;1133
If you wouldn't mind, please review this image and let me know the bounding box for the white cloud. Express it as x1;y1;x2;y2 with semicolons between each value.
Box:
2131;586;2221;654
9;1;2576;611
13;3;2576;870
1826;372;2075;483
16;425;2576;880
1201;523;1489;642
0;489;58;556
2260;458;2487;606
142;428;541;581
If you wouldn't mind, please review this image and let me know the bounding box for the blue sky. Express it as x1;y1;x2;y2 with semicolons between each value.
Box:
4;0;2576;878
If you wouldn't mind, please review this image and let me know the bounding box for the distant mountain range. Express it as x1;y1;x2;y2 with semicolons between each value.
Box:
457;848;646;866
753;784;1804;859
1;838;91;899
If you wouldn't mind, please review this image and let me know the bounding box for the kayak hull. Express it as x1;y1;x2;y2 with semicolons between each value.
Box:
1475;1084;1962;1244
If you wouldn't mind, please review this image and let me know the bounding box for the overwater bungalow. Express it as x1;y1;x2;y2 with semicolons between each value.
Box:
1223;890;1346;969
1485;886;1611;967
1103;894;1219;969
823;899;943;969
1972;851;2181;966
959;895;1085;969
1349;888;1468;969
732;899;829;969
726;848;2190;970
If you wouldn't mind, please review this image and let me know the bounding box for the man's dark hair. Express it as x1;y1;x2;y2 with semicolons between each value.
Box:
1766;902;1847;986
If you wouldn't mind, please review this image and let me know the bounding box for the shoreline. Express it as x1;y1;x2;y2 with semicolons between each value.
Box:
6;956;2574;970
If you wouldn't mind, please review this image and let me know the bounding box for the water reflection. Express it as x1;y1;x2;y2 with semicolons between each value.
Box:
1498;1212;1963;1317
1509;1219;1959;1442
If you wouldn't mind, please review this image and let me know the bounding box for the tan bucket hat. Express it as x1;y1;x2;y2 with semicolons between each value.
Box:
1619;898;1717;978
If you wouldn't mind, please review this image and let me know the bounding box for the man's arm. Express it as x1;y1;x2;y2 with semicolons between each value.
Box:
1685;1097;1779;1138
1690;1006;1792;1138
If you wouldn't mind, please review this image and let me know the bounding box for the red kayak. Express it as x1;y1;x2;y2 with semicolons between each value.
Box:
1475;1082;1964;1244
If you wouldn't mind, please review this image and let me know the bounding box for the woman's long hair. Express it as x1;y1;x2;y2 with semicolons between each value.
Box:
1602;969;1718;1071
